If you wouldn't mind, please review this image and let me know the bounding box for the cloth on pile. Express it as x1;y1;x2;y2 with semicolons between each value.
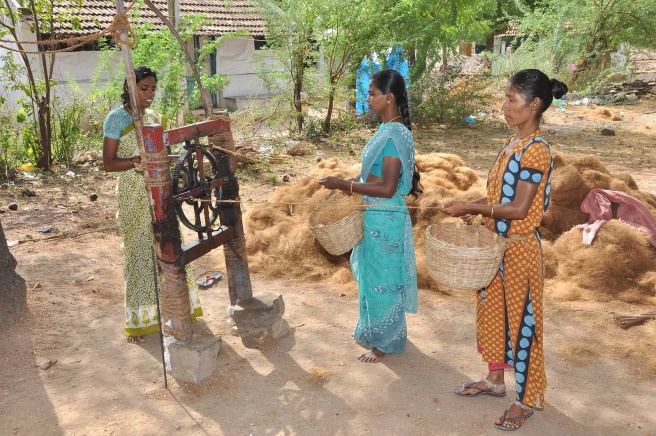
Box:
575;188;656;247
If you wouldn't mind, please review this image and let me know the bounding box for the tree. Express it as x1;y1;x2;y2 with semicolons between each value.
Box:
0;220;27;325
0;0;82;170
371;0;497;84
314;0;378;132
512;0;656;82
254;0;318;132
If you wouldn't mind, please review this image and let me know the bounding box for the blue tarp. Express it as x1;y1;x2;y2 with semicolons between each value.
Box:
355;46;410;114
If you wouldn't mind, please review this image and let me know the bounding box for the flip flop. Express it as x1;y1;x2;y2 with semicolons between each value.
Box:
454;380;507;397
494;409;534;431
195;272;223;287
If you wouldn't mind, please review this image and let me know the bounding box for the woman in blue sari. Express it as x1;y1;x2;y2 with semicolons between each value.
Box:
320;69;420;363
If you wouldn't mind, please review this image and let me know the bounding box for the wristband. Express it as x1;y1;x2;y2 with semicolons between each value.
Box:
129;157;135;168
350;181;354;194
490;204;494;219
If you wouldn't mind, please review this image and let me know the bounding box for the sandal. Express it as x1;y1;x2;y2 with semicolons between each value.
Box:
454;378;506;397
494;404;534;431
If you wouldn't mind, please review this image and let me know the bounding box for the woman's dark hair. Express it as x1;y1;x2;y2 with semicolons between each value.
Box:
370;69;422;197
508;69;568;117
370;69;412;132
121;66;158;106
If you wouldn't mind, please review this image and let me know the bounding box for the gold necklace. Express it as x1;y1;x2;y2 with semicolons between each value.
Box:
386;115;402;123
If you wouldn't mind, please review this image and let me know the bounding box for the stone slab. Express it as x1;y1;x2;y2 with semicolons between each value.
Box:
168;336;222;384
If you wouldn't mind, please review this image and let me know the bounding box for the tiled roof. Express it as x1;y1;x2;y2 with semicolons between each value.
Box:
52;0;265;36
495;21;519;38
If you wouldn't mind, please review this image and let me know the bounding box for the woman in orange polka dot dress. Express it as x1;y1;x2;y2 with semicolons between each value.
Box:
442;69;568;431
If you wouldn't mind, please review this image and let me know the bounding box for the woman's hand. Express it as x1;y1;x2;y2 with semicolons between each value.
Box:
132;156;143;171
440;201;471;217
460;214;478;225
319;176;346;191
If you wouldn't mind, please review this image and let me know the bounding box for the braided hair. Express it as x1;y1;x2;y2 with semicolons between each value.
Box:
370;69;422;196
121;66;158;106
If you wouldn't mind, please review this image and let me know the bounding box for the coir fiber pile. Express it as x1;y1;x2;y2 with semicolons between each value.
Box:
243;151;656;301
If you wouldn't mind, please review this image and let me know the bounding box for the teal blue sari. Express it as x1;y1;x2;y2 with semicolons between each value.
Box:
351;122;418;354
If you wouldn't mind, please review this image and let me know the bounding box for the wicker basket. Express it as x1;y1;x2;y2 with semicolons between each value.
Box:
425;222;509;291
308;191;364;256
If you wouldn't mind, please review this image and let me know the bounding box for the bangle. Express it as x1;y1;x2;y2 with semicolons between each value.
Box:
490;204;494;219
129;157;135;168
350;180;354;194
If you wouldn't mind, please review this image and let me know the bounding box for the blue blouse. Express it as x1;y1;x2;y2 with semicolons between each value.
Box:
369;138;401;177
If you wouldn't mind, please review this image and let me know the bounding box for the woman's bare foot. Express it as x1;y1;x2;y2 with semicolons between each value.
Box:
358;347;385;363
126;335;144;344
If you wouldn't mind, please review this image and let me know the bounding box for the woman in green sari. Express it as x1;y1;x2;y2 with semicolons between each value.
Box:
102;66;202;343
320;69;419;363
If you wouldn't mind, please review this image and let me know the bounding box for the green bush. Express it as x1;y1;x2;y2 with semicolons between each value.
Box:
52;96;88;165
410;72;495;126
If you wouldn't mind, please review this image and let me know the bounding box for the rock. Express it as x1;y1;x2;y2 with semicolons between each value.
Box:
89;193;98;201
39;359;57;370
8;203;18;211
232;292;289;348
20;188;36;198
0;209;5;214
600;125;616;136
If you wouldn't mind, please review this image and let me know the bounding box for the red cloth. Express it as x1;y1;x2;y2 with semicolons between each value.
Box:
477;347;514;371
575;188;656;247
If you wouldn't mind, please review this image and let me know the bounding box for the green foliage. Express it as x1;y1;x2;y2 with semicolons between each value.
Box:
371;0;497;83
411;72;495;126
508;0;656;88
52;96;88;164
0;100;25;181
254;0;319;132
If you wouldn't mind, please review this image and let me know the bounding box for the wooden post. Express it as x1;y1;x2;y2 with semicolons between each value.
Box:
209;112;253;305
143;125;193;341
114;0;144;153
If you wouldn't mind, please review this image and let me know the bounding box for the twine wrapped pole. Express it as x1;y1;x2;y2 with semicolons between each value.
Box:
115;0;144;154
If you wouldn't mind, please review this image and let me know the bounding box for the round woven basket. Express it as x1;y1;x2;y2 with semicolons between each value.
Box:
425;222;509;291
308;191;364;256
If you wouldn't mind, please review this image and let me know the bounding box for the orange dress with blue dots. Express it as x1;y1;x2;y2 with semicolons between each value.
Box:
478;129;553;409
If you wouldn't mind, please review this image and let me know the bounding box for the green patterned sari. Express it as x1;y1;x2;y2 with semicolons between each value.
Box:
105;107;202;337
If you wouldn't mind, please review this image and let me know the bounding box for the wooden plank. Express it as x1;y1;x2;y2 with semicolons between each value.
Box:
163;119;231;146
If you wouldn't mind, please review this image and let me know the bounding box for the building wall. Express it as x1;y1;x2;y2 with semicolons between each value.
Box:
2;31;279;115
215;36;279;99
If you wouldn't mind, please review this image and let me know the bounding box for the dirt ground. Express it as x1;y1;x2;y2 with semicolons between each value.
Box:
1;99;655;436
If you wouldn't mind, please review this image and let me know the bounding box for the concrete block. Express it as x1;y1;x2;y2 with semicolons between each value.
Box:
168;336;222;384
233;291;285;329
231;292;290;348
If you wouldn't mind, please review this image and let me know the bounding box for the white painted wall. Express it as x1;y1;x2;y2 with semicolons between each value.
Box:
2;32;280;115
0;20;38;117
216;36;279;98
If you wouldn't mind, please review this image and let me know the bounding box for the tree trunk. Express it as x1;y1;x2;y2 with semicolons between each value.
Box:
35;100;52;170
0;221;27;325
323;86;335;133
293;73;303;132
